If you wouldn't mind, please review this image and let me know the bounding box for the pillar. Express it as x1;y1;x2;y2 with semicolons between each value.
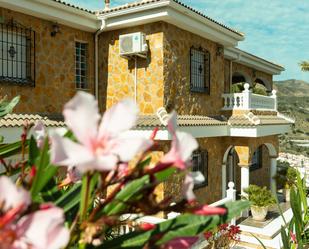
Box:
222;164;227;198
270;157;277;195
240;164;250;217
240;165;250;196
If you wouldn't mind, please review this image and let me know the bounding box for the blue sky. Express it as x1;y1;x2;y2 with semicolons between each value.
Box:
68;0;309;82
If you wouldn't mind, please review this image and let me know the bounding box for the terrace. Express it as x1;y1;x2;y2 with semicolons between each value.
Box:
222;83;277;111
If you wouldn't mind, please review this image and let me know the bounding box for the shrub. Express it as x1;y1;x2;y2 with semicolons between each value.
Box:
242;185;276;207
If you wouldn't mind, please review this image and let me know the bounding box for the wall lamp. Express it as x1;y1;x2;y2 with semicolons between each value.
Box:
51;23;60;37
216;46;224;56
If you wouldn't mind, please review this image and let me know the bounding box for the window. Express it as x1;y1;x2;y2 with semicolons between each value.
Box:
192;150;208;188
251;146;263;171
75;42;88;89
0;23;35;86
190;47;210;93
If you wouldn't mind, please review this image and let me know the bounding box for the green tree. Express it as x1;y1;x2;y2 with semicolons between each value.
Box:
299;61;309;72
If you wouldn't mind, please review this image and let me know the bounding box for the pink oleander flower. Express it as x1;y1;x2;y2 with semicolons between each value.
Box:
192;205;226;216
161;112;198;169
50;92;153;173
32;121;46;149
182;173;196;202
11;205;70;249
58;167;81;188
0;177;69;249
0;176;30;214
163;236;199;249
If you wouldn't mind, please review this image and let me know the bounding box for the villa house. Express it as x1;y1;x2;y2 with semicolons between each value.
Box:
0;0;294;207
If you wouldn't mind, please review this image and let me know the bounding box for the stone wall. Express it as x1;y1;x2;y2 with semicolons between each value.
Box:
163;23;225;116
98;22;164;113
0;7;95;114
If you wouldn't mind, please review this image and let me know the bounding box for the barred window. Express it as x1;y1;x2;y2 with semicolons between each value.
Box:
0;23;35;86
190;47;210;93
75;42;88;89
192;150;208;188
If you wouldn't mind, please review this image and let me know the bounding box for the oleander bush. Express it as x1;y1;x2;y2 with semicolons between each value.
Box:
0;93;249;249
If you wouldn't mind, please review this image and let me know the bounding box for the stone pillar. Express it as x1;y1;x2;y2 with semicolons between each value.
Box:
222;164;227;198
270;157;277;195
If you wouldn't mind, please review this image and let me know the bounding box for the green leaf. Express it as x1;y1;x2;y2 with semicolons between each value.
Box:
28;136;39;166
100;200;249;249
0;141;23;158
0;96;20;117
30;139;57;200
154;167;177;182
251;233;267;249
55;183;82;213
280;226;290;249
79;174;98;221
102;175;150;216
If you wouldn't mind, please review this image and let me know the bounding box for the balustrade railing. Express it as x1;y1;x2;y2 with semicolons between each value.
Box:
222;83;277;111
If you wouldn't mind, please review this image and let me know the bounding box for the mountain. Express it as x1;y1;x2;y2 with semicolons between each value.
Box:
274;79;309;156
274;79;309;97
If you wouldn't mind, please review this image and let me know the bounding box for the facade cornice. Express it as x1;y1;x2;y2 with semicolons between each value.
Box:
99;0;244;47
0;0;100;32
224;47;285;75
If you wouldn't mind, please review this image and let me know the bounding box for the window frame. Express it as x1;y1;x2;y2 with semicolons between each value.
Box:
75;41;88;90
190;46;210;94
192;149;208;189
0;22;35;86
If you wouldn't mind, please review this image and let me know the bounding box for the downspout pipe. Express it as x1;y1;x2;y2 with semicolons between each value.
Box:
94;21;106;100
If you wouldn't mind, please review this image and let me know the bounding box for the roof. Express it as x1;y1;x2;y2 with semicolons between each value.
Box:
136;114;227;128
0;114;65;128
227;113;294;127
136;111;294;129
224;47;284;75
100;0;243;36
51;0;95;14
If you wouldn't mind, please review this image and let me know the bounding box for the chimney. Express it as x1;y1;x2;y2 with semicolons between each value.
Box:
105;0;110;10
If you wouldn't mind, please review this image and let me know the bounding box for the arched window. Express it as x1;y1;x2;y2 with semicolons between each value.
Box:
192;150;208;188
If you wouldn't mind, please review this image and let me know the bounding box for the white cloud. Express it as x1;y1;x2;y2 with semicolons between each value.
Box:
67;0;309;81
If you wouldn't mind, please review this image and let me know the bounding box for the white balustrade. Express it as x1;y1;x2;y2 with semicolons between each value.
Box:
222;83;277;111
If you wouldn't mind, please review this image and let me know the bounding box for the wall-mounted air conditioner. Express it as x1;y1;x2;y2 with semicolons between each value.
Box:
119;32;148;58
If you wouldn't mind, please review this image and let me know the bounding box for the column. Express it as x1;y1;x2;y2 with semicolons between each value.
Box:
240;165;250;196
270;157;277;195
222;164;227;198
240;165;250;217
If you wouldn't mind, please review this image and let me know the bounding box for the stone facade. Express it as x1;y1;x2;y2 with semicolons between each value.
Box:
0;7;280;205
0;7;95;114
163;23;225;116
98;22;164;113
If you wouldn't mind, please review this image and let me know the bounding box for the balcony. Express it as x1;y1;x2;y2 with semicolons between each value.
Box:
222;83;277;111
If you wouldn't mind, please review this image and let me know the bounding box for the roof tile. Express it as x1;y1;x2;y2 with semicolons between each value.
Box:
100;0;242;36
0;113;65;128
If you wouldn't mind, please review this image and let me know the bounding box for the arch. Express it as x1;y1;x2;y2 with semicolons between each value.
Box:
263;143;277;157
232;71;252;85
223;145;234;164
254;77;272;92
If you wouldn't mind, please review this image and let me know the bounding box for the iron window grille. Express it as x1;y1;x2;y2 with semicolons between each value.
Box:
0;22;35;86
192;150;208;188
190;47;210;94
250;146;263;171
75;42;88;89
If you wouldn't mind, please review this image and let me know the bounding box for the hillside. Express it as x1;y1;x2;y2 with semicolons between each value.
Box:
274;79;309;156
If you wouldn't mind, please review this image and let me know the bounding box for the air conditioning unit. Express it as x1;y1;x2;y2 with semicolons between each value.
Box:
119;32;148;58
